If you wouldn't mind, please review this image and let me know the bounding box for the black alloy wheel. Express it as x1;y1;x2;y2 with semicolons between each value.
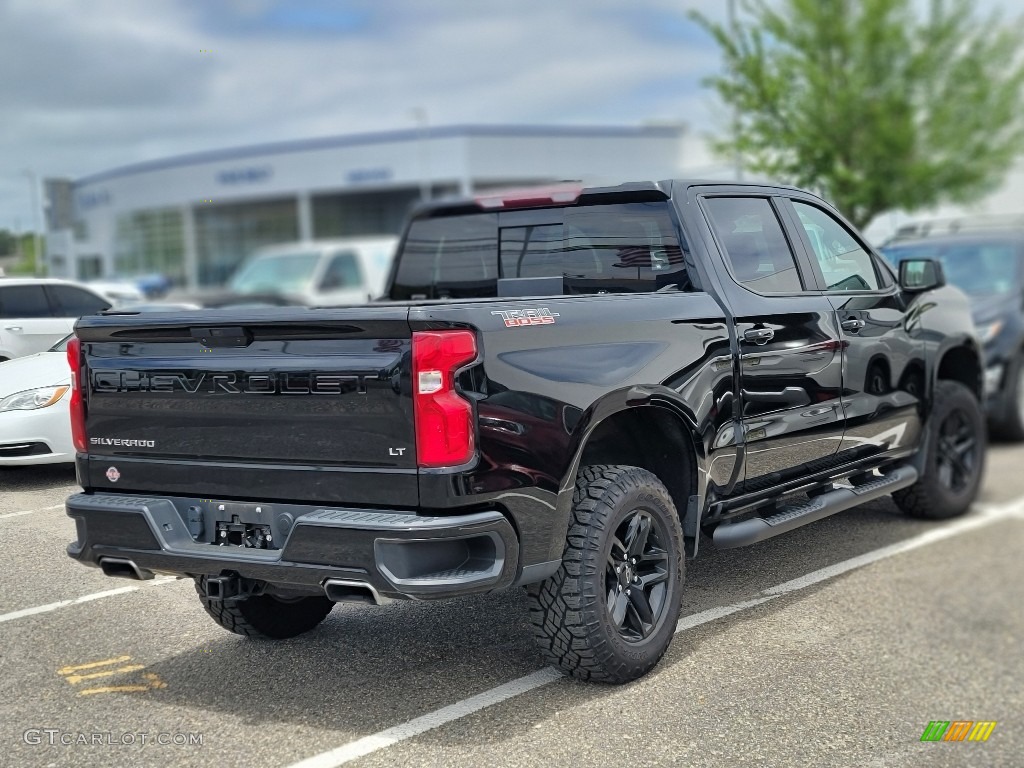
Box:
606;510;671;642
894;379;985;520
528;464;686;683
935;407;979;493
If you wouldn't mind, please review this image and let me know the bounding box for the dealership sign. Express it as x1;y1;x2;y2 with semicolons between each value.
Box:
216;167;272;185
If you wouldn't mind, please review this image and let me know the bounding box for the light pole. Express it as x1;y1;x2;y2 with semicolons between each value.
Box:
22;170;43;276
411;107;431;202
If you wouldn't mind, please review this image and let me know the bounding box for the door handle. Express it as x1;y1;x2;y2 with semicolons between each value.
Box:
741;387;811;407
840;318;866;332
743;327;774;345
3;326;22;332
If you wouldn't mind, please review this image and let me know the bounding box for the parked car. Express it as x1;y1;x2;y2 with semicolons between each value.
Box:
86;279;146;307
0;334;73;465
65;180;985;684
197;236;399;308
134;273;173;299
881;219;1024;439
0;278;110;361
0;300;201;468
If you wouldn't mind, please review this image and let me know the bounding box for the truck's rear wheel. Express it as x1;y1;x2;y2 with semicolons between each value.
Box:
528;464;685;683
894;380;985;520
194;577;334;639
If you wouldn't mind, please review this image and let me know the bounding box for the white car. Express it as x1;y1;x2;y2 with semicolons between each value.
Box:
0;278;111;361
222;236;399;306
0;334;73;465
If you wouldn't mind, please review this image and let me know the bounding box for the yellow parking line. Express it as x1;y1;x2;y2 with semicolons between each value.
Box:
57;655;132;675
62;665;145;685
78;685;153;696
143;673;167;689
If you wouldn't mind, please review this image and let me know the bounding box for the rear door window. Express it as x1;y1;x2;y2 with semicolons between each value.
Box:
0;284;54;318
46;285;111;316
703;197;804;293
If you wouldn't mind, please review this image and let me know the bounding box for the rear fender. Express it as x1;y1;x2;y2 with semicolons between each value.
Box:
550;386;707;561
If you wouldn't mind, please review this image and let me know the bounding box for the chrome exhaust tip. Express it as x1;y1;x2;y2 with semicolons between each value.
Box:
99;557;155;581
322;578;386;606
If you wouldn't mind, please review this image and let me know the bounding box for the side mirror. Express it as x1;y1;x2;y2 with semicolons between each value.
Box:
899;258;945;293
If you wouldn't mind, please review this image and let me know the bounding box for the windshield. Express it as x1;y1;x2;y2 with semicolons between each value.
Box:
228;252;321;294
49;334;73;353
882;240;1021;296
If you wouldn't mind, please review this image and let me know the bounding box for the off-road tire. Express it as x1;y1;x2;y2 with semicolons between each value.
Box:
528;464;685;684
195;577;334;639
894;380;985;520
992;354;1024;442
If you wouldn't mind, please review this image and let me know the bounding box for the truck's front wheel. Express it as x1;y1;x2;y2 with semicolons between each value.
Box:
195;577;334;639
894;380;985;519
528;465;685;683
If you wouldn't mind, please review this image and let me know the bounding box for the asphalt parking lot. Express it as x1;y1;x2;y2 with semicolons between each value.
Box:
1;445;1021;768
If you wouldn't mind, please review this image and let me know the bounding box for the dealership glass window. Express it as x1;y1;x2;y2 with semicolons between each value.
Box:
313;189;423;238
77;255;103;281
194;199;298;287
114;208;186;286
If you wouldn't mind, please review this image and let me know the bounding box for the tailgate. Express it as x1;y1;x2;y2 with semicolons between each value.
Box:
76;307;417;506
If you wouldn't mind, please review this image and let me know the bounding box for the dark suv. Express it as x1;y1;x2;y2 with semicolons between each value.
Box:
882;221;1024;439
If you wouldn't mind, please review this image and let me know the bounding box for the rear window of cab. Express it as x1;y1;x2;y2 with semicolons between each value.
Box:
389;201;697;300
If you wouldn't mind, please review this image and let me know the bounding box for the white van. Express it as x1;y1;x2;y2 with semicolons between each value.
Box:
225;236;399;306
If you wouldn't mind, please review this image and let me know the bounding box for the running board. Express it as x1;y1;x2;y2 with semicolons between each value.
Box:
712;465;919;549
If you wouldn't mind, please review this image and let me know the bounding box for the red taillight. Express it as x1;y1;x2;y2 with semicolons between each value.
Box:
66;337;87;453
412;330;477;467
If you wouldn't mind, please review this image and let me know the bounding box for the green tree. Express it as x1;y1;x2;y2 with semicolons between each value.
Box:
3;234;44;276
691;0;1024;229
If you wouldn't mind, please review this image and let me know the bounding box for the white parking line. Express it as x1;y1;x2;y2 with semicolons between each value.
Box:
284;499;1021;768
0;503;64;520
0;577;178;625
289;668;566;768
763;503;1012;596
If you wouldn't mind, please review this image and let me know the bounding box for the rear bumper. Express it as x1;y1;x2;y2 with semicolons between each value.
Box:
66;493;520;600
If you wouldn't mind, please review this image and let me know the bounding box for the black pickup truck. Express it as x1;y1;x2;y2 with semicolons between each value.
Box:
65;180;986;683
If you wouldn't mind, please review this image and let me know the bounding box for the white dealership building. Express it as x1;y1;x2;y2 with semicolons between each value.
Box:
43;124;690;289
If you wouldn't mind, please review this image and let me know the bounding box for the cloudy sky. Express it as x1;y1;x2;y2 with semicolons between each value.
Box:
0;0;1017;233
